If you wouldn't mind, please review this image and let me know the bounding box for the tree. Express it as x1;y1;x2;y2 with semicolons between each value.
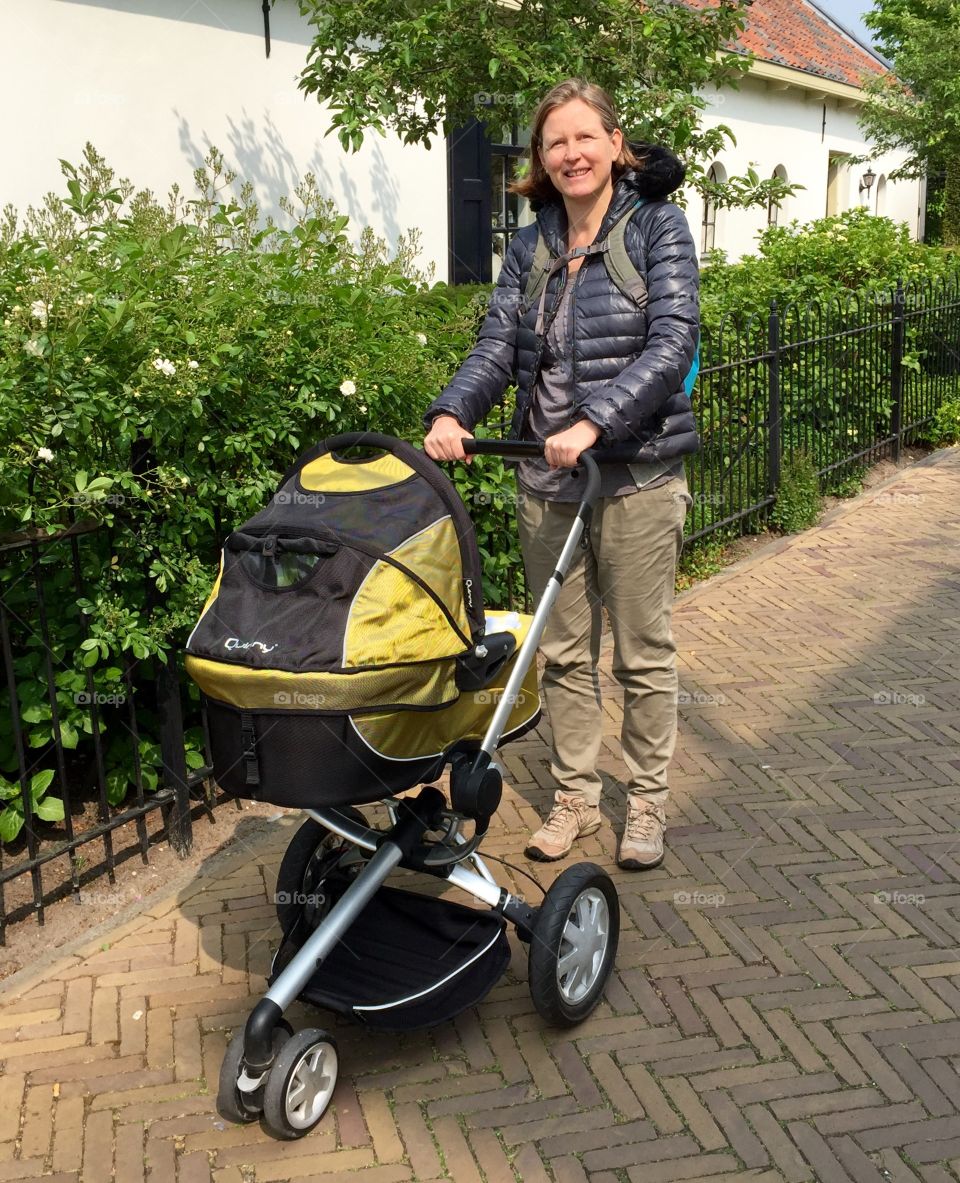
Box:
858;0;960;246
293;0;796;213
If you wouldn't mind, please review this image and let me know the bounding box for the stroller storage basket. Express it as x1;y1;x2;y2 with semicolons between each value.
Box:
185;433;540;808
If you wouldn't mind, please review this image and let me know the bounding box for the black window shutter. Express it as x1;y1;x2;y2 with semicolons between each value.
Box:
447;120;492;285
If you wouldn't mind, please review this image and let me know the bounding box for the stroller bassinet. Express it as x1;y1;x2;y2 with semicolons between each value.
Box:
185;433;541;807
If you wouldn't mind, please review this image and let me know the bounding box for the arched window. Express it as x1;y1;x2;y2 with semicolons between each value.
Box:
768;165;788;226
875;174;887;216
702;163;725;252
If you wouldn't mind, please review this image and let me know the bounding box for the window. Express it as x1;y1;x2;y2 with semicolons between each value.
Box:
702;163;724;252
826;152;850;216
490;122;533;281
768;165;788;226
875;174;887;216
446;118;532;285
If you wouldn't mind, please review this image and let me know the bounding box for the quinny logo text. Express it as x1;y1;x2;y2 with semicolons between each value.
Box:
225;638;278;654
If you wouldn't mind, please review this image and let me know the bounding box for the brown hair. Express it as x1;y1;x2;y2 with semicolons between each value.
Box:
509;78;644;205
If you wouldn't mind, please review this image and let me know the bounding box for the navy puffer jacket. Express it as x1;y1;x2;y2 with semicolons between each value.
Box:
425;144;700;463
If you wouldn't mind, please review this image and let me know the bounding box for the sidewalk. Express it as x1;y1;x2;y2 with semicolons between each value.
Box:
2;448;959;1183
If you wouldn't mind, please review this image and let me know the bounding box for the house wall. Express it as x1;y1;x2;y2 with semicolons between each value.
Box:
690;74;923;260
3;0;449;276
3;2;925;278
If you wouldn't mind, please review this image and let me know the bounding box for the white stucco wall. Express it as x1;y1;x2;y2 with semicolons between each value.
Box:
689;73;923;261
4;2;925;279
3;0;448;277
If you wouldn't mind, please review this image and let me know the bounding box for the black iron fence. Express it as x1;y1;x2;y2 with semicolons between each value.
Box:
685;275;960;541
2;275;959;934
0;523;222;943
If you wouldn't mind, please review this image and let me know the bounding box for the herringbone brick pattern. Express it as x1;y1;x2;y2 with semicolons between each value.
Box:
1;450;959;1183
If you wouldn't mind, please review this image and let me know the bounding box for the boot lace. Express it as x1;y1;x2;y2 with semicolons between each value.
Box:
542;801;580;837
627;809;662;841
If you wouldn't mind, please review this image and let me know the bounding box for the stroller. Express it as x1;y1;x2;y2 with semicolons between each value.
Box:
185;432;619;1140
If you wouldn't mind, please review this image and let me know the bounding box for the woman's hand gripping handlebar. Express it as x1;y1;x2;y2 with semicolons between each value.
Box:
461;438;602;514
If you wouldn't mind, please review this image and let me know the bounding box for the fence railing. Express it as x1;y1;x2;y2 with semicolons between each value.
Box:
685;275;960;541
0;523;221;942
2;275;959;934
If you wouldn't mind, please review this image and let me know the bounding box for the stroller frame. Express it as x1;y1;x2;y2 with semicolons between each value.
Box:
219;442;621;1140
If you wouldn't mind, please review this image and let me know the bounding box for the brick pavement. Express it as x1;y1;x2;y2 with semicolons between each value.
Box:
1;448;959;1183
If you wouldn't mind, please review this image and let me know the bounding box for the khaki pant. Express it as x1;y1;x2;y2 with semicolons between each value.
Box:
517;478;690;809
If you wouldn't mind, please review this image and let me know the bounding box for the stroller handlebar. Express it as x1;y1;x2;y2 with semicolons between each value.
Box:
461;438;602;509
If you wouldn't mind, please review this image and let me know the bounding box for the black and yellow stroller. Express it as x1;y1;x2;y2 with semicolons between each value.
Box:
185;433;620;1140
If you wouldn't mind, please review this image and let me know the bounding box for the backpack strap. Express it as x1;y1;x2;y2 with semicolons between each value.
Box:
521;231;554;317
603;197;650;307
521;196;652;336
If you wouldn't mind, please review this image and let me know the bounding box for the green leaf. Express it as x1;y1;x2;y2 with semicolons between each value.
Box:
0;807;24;843
488;57;500;79
75;471;88;492
34;796;65;822
29;769;55;802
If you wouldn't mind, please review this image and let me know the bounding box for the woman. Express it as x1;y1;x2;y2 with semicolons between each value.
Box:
424;79;699;870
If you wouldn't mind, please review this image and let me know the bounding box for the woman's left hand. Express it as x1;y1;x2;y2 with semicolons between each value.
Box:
544;420;602;469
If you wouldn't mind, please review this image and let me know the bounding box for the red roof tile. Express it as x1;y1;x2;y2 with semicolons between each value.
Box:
687;0;888;88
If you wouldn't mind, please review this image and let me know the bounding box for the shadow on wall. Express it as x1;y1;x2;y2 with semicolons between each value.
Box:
54;0;309;45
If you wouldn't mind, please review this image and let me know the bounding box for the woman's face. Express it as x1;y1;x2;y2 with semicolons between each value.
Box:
538;98;623;203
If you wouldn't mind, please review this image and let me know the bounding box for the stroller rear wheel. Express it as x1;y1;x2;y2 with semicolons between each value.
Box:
217;1019;293;1123
528;863;619;1027
275;809;368;935
262;1028;339;1139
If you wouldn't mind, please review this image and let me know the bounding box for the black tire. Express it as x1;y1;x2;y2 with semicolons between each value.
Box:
217;1019;293;1124
528;862;620;1028
275;809;369;935
262;1028;339;1140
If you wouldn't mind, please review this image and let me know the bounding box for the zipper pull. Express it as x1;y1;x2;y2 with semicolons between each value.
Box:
262;535;277;558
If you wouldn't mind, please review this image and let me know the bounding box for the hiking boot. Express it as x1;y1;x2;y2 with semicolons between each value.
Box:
618;801;666;870
525;792;601;861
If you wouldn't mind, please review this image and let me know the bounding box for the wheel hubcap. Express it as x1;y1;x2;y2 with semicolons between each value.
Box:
285;1043;338;1129
556;888;609;1004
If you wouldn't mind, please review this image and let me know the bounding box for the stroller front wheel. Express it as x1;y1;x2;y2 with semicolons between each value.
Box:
217;1019;293;1124
262;1028;339;1139
528;863;620;1027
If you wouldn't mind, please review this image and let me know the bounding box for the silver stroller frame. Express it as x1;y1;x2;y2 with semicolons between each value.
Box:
220;443;620;1140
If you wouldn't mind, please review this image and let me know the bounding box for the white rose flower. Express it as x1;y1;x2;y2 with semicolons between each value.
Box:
152;357;176;377
339;379;357;396
358;403;368;413
415;332;428;346
23;338;44;357
30;300;48;325
188;359;199;370
37;447;54;462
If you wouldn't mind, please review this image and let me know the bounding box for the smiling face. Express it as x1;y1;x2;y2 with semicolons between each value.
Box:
538;98;623;206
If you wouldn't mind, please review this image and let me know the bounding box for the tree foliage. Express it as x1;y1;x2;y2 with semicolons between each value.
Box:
294;0;797;212
859;0;960;244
